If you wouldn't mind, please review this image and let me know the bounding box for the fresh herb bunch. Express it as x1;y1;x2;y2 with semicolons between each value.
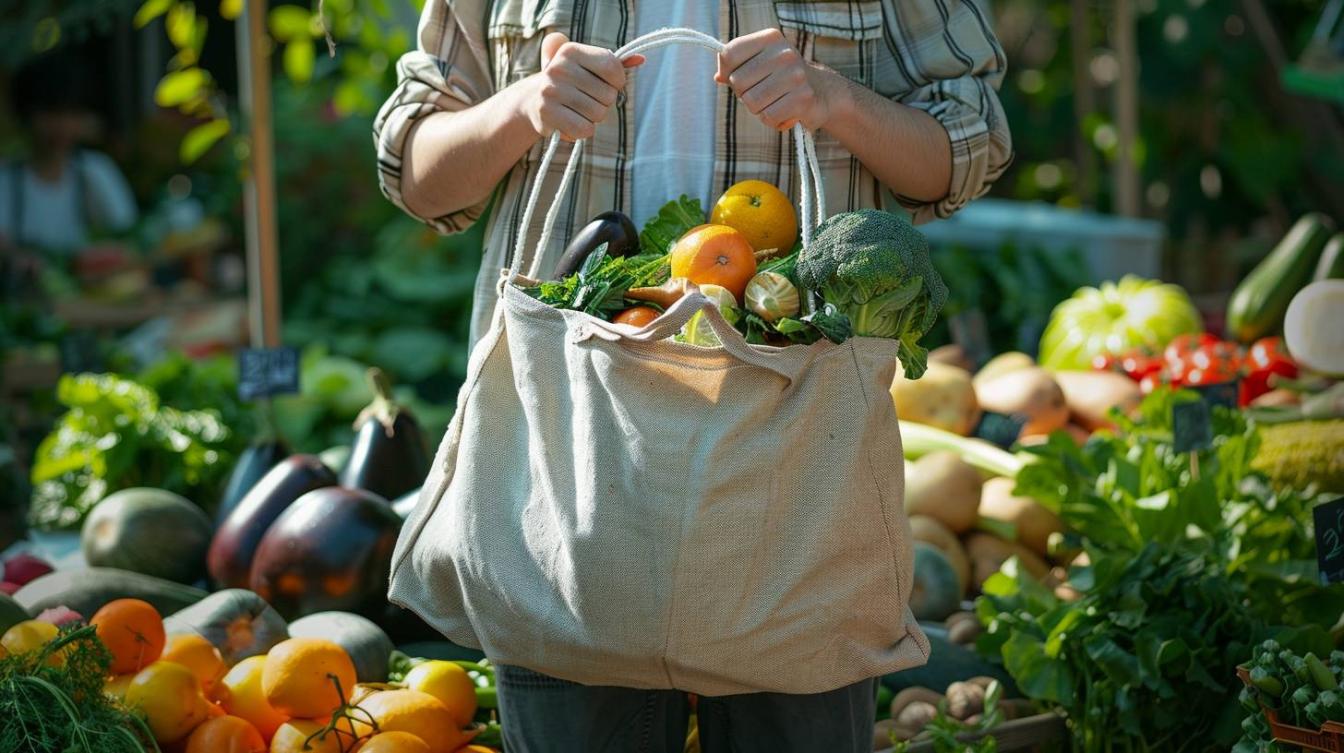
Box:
1237;640;1344;750
976;545;1262;753
521;247;670;319
0;624;158;752
1012;388;1342;628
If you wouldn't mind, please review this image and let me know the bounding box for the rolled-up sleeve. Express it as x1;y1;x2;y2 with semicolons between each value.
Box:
373;0;494;234
886;0;1013;223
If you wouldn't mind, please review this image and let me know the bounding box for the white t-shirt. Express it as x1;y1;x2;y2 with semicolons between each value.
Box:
630;2;719;229
0;151;138;253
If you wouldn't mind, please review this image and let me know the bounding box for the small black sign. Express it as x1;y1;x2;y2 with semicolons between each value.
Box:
1192;380;1239;411
1315;497;1344;585
238;347;300;400
1172;398;1213;454
974;410;1028;450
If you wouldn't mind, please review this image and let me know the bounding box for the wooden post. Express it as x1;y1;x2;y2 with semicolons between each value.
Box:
237;0;282;348
1069;0;1096;206
1113;0;1141;217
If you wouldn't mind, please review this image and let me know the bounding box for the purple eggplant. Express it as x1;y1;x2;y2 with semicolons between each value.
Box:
216;439;289;523
248;486;401;620
551;211;639;279
208;454;336;589
339;369;429;501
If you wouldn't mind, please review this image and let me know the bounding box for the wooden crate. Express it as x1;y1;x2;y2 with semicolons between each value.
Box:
877;712;1068;753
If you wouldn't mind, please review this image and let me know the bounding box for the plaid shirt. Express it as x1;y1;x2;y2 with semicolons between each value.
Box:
374;0;1012;345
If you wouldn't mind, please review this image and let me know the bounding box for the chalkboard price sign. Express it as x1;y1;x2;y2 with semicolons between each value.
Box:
1314;497;1344;585
1191;380;1239;411
1172;398;1213;454
238;347;300;401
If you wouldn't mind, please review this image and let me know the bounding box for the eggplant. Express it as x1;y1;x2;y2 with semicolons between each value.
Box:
340;369;429;501
216;438;289;522
552;211;639;279
248;487;402;620
391;486;422;520
208;454;337;589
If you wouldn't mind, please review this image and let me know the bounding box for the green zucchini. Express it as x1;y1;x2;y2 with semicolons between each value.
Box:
13;567;207;618
1226;213;1335;342
1314;233;1344;281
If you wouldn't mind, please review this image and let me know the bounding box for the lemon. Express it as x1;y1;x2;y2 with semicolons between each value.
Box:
679;283;738;346
402;660;478;726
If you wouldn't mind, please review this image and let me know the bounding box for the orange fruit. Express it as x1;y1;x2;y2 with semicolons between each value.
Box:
351;689;472;753
669;224;757;300
268;719;348;753
185;715;266;753
91;598;165;674
262;638;357;720
125;660;217;744
402;660;477;726
1;620;62;665
360;731;432;753
612;306;660;327
710;179;798;255
219;655;289;742
457;747;497;753
163;633;228;695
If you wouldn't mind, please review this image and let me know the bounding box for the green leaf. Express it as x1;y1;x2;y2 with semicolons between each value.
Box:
1001;631;1073;703
165;2;196;49
269;5;313;42
1084;635;1142;687
219;0;241;19
134;0;174;27
154;67;211;107
179;119;230;163
283;38;315;83
638;195;704;255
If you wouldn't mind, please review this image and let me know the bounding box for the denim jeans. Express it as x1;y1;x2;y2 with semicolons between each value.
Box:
494;664;877;752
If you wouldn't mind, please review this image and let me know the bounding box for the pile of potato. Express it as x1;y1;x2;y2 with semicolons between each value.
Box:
873;676;1036;749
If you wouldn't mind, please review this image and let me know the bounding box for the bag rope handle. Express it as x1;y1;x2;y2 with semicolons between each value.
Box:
507;27;826;313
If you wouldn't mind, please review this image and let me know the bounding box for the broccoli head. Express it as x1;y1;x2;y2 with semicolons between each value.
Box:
795;209;948;378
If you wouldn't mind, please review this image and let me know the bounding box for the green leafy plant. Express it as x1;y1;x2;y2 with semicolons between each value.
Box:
0;624;159;752
29;373;234;529
638;195;705;255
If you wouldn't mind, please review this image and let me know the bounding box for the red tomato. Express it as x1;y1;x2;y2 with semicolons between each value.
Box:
1183;362;1239;387
1121;351;1162;381
1239;371;1272;406
1247;336;1298;383
1139;372;1169;395
1163;333;1219;367
1189;340;1242;373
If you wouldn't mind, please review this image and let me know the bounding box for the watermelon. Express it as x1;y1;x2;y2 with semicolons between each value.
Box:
81;488;213;584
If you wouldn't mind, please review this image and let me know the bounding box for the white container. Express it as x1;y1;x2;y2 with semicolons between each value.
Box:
918;198;1165;284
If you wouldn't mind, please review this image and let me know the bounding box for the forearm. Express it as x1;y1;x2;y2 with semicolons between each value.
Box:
819;67;952;204
400;78;542;220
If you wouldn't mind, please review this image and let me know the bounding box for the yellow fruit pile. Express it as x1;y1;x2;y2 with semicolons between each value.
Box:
1;602;492;753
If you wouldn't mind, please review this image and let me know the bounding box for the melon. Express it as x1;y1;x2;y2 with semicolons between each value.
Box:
909;543;961;622
81;488;212;584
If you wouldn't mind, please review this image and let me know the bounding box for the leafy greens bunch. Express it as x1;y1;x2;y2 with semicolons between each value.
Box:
30;373;234;530
520;247;670;319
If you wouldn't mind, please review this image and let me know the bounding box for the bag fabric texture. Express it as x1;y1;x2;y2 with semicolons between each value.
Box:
389;28;929;696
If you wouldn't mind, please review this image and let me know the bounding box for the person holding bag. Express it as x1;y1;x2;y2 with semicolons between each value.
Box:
374;2;1010;751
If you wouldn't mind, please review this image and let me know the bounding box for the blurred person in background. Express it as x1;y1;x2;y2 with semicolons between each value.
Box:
0;53;138;257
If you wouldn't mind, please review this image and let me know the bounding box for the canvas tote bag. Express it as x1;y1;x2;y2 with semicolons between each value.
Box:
389;28;930;696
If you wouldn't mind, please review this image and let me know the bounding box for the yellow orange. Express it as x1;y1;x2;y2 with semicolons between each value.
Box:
125;660;216;744
668;224;757;300
163;633;228;695
104;673;135;701
268;719;348;753
220;655;289;742
185;715;267;753
90;598;165;674
402;660;478;727
351;689;472;753
1;620;60;664
710;179;798;255
262;638;357;720
359;731;433;753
